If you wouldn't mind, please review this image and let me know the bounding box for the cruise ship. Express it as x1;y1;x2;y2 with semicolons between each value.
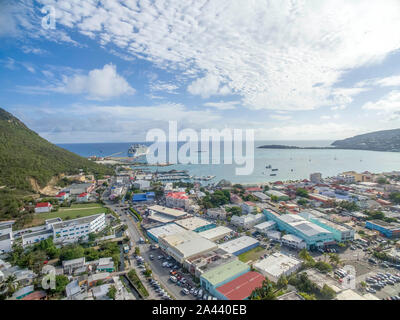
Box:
127;144;149;158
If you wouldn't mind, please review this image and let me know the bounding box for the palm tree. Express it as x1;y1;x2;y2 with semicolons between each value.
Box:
329;253;341;267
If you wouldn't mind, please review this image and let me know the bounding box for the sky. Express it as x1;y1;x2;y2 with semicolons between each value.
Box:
1;0;400;143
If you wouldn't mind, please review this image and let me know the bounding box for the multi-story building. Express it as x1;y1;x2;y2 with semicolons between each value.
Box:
310;172;322;184
0;221;14;253
263;209;334;249
231;213;265;229
365;220;400;239
165;192;190;209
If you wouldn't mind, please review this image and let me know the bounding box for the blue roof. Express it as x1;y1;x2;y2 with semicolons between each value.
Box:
133;193;147;201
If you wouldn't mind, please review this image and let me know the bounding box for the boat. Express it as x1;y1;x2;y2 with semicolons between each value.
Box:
271;168;278;171
265;164;272;169
128;144;149;158
270;173;277;176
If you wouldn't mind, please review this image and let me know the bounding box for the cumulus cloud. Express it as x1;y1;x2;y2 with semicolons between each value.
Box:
362;90;400;113
17;64;135;100
150;81;179;94
357;75;400;88
13;0;400;111
269;114;292;121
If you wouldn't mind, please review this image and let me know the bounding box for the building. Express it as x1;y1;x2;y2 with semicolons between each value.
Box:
22;213;106;246
310;173;322;184
365;220;400;239
63;257;86;274
299;212;355;242
281;234;307;249
308;193;335;204
158;230;218;264
218;236;259;256
174;216;216;233
132;180;151;190
263;209;334;249
241;202;257;214
252;192;269;202
96;257;115;272
55;192;69;201
200;260;250;297
77;192;89;202
92;283;111;300
0;221;14;253
147;205;188;225
184;249;238;278
207;208;227;219
12;285;34;300
88;273;111;287
254;221;276;234
277;291;305;300
132;192;155;203
198;226;233;242
266;190;290;201
165;192;190;209
64;183;95;195
254;252;302;283
231;213;265;230
215;271;264;300
146;223;187;243
34;202;53;213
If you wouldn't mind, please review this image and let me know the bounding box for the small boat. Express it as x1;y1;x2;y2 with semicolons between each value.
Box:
291;169;293;172
265;164;272;169
271;168;278;171
270;173;277;176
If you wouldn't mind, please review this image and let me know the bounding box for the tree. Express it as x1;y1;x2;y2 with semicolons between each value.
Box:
296;188;309;198
299;249;315;266
314;261;333;273
276;275;288;290
328;253;341;267
270;195;278;202
227;206;242;216
389;192;400;205
135;246;140;255
321;284;336;300
376;177;388;185
250;279;277;300
107;285;117;300
297;198;308;206
49;275;70;295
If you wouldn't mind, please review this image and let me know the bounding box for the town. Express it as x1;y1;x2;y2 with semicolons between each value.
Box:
1;168;400;301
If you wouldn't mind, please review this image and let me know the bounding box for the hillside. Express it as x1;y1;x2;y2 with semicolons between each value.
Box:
331;128;400;152
0;108;113;192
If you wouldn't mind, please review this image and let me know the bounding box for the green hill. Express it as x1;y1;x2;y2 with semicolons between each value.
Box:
0;107;113;192
332;128;400;152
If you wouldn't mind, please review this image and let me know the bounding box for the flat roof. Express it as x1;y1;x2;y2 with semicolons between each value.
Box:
218;236;259;254
52;213;104;230
216;271;264;300
254;221;276;230
147;212;177;224
22;229;53;240
254;253;302;278
148;205;187;218
175;216;213;231
198;226;233;241
147;223;186;239
201;260;250;286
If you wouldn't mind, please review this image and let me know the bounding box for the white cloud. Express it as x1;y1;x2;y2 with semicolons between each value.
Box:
203;100;239;110
150;81;179;94
362;90;400;113
26;0;400;111
269;114;292;121
187;74;231;98
357;75;400;88
17;64;135;100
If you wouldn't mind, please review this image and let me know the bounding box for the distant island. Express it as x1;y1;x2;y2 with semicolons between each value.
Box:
258;128;400;152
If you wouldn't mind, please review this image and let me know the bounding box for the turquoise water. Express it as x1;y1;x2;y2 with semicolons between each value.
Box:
58;141;400;184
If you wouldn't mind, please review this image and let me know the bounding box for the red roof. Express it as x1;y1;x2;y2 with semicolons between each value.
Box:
166;192;188;200
216;272;264;300
21;291;47;300
246;187;262;192
78;192;88;197
56;192;66;197
36;202;52;208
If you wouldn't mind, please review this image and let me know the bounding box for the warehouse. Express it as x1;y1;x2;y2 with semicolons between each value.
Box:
218;236;259;256
146;223;187;243
198;226;233;242
158;230;218;263
147;205;188;225
215;271;265;300
231;213;265;229
265;190;290;201
254;252;302;283
200;260;250;297
365;220;400;239
175;216;216;233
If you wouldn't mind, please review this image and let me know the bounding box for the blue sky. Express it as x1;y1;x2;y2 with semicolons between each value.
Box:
1;0;400;143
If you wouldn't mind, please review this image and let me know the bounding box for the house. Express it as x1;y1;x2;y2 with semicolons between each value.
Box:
92;283;111;300
165;192;190;209
12;285;34;300
241;202;257;215
96;257;115;272
88;273;111;287
207;208;227;219
63;257;86;274
77;192;89;202
34;202;53;213
65;280;82;298
55;192;69;201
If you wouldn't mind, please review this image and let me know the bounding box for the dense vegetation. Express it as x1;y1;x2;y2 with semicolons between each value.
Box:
0;108;113;191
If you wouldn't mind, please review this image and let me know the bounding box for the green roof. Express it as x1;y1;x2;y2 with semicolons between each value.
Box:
201;260;249;286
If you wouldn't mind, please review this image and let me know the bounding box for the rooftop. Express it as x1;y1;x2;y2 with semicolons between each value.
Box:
174;216;213;231
254;253;302;278
52;213;104;230
147;223;186;239
201;260;250;286
218;236;259;254
148;205;187;218
216;271;264;300
198;226;233;241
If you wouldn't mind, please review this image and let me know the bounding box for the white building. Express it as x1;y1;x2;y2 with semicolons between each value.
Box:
241;202;257;214
0;221;14;253
281;234;307;249
218;236;259;256
132;180;151;190
254;221;276;234
158;230;218;263
34;202;53;213
198;226;233;242
21;213;106;246
207;208;227;219
231;213;265;230
165;192;190;209
254;252;302;282
310;173;322;184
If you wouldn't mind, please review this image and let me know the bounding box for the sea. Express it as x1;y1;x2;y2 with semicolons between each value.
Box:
57;140;400;185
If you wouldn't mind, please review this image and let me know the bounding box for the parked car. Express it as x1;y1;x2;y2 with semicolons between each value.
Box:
182;288;190;295
170;276;177;283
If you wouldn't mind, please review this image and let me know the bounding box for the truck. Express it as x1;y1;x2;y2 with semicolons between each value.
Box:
123;244;130;254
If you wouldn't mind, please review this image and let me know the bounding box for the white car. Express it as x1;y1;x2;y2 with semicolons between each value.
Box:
182;288;190;295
